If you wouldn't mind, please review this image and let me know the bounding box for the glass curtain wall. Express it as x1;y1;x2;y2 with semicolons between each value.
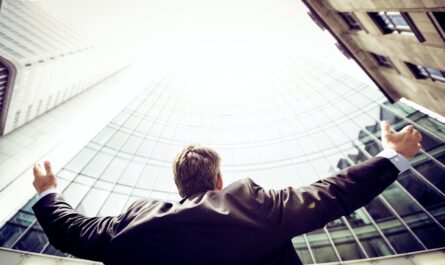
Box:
1;57;444;263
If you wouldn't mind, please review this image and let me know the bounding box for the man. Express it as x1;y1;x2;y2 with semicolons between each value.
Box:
32;121;421;265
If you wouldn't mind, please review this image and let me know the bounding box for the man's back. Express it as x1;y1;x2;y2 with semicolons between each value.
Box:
108;178;299;265
33;156;402;265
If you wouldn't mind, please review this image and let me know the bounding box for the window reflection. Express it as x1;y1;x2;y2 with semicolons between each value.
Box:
99;193;128;216
325;218;366;260
64;148;96;172
382;184;445;248
107;131;130;150
76;188;110;217
292;236;313;264
0;211;36;248
416;116;445;142
305;229;339;263
101;156;129;183
12;223;47;253
81;152;114;178
365;198;423;253
412;157;445;193
92;126;115;145
42;244;69;257
345;209;393;257
434;148;445;165
122;136;144;154
398;171;445;227
118;160;145;186
62;182;90;208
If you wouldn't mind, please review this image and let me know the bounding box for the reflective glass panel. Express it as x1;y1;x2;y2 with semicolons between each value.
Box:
365;198;423;253
306;229;338;263
345;208;393;257
292;236;313;264
326;218;366;260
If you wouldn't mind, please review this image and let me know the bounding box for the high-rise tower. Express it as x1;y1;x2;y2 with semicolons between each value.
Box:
0;0;132;135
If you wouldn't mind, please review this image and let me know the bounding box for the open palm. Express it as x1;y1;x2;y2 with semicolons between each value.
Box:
380;121;422;160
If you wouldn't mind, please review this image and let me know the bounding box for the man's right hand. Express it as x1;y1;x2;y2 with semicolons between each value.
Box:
33;161;57;194
380;121;422;160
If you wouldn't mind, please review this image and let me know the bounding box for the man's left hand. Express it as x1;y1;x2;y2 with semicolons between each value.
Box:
33;161;57;194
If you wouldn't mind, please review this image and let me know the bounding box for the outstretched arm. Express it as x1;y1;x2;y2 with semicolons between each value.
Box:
32;161;142;261
250;121;422;239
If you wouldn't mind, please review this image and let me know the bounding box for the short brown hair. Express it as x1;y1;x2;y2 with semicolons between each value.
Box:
173;145;221;198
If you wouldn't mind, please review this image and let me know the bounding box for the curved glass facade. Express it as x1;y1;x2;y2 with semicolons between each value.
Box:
0;57;444;263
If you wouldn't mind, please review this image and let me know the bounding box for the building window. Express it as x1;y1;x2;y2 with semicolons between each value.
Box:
432;12;445;31
369;11;425;42
0;61;9;116
370;52;392;68
13;110;21;128
338;12;361;30
430;12;445;41
25;105;32;122
406;62;445;83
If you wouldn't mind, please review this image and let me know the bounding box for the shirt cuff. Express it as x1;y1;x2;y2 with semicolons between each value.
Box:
38;188;58;201
377;149;411;174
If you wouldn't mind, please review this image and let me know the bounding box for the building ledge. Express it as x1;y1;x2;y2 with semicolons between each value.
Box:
1;247;444;265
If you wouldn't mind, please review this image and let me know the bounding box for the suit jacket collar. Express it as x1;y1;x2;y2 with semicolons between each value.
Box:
179;189;210;204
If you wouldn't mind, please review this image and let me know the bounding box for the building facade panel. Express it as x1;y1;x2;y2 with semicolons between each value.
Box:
326;0;445;11
303;0;445;116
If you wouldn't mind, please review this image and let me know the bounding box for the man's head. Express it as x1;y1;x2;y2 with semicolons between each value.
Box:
173;145;223;198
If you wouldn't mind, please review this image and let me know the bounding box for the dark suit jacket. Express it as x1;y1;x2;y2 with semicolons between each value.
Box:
33;157;399;265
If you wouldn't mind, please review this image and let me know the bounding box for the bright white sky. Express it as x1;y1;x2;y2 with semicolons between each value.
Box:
35;0;375;87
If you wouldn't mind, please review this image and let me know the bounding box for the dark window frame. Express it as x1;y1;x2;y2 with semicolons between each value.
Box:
406;62;445;83
338;12;362;31
369;11;425;42
428;12;445;42
369;52;393;68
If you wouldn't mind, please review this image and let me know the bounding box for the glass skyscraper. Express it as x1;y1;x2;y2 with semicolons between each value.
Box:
0;0;132;135
0;56;444;264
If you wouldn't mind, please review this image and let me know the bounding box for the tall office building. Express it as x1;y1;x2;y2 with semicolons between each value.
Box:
0;56;443;264
0;0;132;135
302;0;445;117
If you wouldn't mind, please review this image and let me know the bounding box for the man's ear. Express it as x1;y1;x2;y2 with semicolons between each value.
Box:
216;173;223;191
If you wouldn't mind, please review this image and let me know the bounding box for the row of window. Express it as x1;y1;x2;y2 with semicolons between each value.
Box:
339;11;445;43
10;71;112;130
339;10;445;85
0;63;9;128
0;1;100;65
369;52;445;84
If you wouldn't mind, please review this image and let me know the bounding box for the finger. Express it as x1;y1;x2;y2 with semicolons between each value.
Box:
33;163;44;177
33;165;41;177
412;129;422;142
44;161;53;176
401;124;414;134
380;121;391;136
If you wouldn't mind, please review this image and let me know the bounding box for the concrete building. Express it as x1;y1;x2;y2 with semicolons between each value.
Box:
0;56;444;263
302;0;445;117
0;0;132;135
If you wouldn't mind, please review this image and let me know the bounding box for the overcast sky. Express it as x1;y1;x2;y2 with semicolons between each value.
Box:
35;0;375;86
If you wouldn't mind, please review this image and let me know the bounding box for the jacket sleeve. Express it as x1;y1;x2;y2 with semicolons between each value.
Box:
248;156;400;239
32;194;146;262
